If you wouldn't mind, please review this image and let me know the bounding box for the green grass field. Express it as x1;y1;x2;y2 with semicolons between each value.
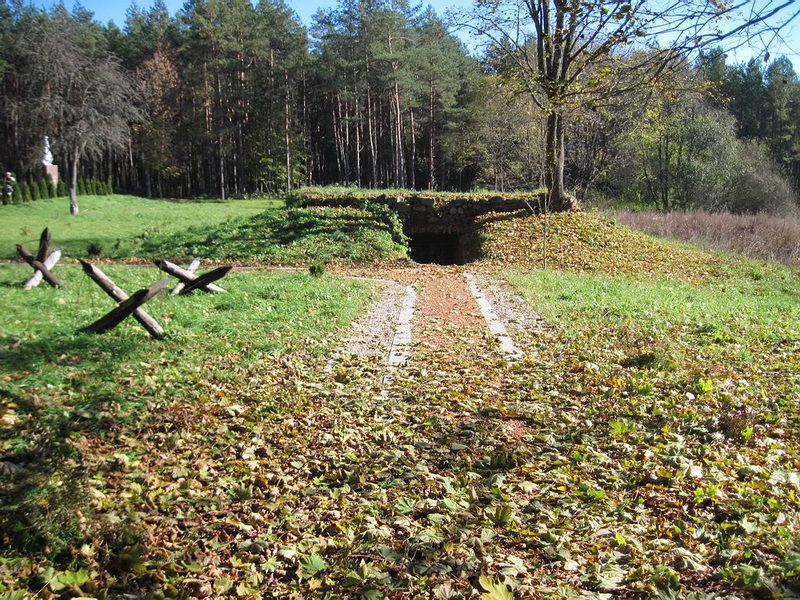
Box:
1;195;799;598
1;194;407;264
0;195;280;260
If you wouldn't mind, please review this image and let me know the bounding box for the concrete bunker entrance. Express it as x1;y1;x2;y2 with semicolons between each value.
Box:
406;226;479;266
387;193;536;265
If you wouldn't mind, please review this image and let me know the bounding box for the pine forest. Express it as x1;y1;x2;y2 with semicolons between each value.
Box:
1;0;799;215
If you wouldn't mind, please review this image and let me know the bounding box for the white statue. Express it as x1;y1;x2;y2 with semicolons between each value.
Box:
42;136;53;166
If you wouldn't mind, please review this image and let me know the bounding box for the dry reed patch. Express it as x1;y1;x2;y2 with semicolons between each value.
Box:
608;209;800;267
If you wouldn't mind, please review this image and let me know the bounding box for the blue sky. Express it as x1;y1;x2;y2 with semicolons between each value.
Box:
33;0;800;67
55;0;474;28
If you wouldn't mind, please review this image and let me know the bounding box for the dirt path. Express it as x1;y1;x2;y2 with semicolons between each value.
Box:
410;269;486;350
333;264;544;381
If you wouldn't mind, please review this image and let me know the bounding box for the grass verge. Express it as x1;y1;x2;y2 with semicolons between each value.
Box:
0;196;281;260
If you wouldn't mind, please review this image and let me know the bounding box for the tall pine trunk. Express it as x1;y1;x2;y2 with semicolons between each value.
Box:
428;81;435;190
392;83;404;188
409;107;416;190
366;86;378;188
284;69;292;191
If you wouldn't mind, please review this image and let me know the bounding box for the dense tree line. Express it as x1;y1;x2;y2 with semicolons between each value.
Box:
709;53;800;190
596;53;800;215
0;0;797;214
0;0;478;200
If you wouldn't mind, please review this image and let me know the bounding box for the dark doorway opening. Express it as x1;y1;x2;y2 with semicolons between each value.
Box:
409;233;462;265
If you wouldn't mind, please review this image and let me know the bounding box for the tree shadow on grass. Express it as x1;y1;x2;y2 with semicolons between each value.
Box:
1;329;146;384
0;332;151;563
137;206;405;261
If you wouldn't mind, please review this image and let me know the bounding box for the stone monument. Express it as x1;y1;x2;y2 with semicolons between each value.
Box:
42;136;58;188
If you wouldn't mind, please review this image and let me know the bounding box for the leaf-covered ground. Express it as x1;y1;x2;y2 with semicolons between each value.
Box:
2;211;799;599
479;211;734;280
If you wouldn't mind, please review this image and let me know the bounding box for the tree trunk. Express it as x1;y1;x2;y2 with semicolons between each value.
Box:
409;107;416;190
428;81;435;190
219;137;226;201
69;149;80;215
285;69;292;191
366;87;378;188
333;96;344;180
544;110;569;212
354;89;362;186
393;82;404;187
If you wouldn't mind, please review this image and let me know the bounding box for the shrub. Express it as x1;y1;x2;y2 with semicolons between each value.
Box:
723;141;799;216
308;261;326;277
18;180;30;202
29;180;40;201
611;98;799;215
38;179;50;199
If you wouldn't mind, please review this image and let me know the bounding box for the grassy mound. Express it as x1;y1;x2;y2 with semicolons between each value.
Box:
135;205;408;264
287;185;547;207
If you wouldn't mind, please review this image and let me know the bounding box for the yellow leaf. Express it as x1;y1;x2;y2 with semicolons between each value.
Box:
478;575;515;600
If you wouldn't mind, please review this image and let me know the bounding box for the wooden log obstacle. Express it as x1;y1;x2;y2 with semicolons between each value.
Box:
16;228;63;289
79;260;167;339
79;258;232;338
153;259;232;294
170;257;201;295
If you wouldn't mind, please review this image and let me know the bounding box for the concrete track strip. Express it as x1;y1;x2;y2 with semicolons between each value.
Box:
382;284;417;385
464;272;522;360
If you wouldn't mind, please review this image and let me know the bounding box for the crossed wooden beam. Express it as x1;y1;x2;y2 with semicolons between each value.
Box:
154;259;232;295
17;228;63;289
15;226;233;339
80;260;168;338
79;258;233;338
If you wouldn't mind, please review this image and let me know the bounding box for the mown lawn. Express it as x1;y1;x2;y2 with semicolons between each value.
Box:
0;196;280;260
1;195;408;265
